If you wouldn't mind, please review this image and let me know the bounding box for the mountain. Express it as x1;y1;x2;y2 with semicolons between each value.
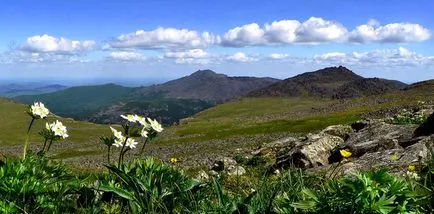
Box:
14;69;277;125
333;78;407;99
0;83;67;97
248;66;406;98
134;69;280;101
14;84;135;120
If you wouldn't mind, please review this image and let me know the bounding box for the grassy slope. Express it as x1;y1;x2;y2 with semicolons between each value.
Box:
0;99;110;153
2;82;433;168
155;85;434;146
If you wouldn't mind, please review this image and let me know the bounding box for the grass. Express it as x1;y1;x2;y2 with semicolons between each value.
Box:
0;99;110;146
155;85;434;146
2;82;434;167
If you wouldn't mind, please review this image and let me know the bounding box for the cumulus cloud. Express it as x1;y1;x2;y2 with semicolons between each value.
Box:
222;17;348;46
269;53;290;60
19;34;96;54
109;51;146;61
314;47;434;67
349;20;431;43
107;27;220;50
221;23;265;46
221;17;430;46
164;49;212;64
0;51;89;64
226;52;258;62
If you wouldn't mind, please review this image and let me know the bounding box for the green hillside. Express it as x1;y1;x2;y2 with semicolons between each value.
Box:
2;80;434;169
14;84;135;120
14;84;214;125
0;99;110;160
155;82;434;146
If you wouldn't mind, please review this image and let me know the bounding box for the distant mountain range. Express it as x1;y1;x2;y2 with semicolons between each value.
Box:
14;70;278;124
134;70;279;101
248;66;407;98
13;67;425;125
0;83;67;97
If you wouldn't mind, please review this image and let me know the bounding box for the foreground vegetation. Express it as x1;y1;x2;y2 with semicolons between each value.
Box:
1;100;434;213
1;151;434;213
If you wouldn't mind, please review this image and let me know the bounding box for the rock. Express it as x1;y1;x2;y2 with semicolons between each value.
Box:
196;170;210;182
351;121;368;132
211;160;224;171
211;157;246;176
320;124;353;140
227;165;246;176
274;133;344;169
208;170;220;178
251;137;298;157
334;122;417;160
414;113;434;137
223;157;237;168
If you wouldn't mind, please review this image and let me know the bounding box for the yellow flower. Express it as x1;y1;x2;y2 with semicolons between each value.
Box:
408;165;416;172
170;157;177;164
390;154;398;161
340;149;352;158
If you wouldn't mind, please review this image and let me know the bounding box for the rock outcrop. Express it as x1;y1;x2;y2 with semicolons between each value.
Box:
250;109;434;175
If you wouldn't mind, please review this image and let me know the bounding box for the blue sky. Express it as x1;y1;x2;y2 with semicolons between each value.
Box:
0;0;433;84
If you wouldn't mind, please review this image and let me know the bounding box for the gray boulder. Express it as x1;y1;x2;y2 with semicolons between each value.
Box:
274;133;344;168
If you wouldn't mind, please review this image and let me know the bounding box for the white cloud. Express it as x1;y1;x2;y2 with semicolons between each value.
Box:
269;53;290;60
314;47;434;67
109;51;146;61
107;27;220;50
0;50;90;64
294;17;348;43
19;34;96;54
221;23;265;46
227;52;257;62
222;17;348;46
221;18;430;46
349;20;431;43
164;49;212;64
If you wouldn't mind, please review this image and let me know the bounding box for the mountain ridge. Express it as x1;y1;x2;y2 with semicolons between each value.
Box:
248;66;407;98
134;69;280;101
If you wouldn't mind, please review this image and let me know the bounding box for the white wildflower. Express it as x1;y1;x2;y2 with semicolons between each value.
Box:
406;171;420;180
126;138;138;149
46;120;68;139
121;114;137;123
30;102;50;119
110;127;124;140
113;138;124;148
147;118;163;133
141;128;149;138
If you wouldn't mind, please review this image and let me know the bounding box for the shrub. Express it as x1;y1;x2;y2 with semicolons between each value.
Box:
0;155;78;213
98;158;202;213
291;169;429;214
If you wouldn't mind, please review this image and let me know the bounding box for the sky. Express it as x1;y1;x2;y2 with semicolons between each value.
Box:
0;0;433;84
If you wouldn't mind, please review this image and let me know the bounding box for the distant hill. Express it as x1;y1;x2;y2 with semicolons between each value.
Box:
14;69;276;125
15;84;135;120
0;83;67;97
248;66;406;98
134;70;279;101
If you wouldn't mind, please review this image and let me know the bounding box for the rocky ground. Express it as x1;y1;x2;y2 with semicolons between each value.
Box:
243;104;434;177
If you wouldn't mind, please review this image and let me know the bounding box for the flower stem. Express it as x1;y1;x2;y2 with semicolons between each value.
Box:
139;138;149;155
22;118;35;159
46;138;54;153
107;146;111;164
118;137;128;167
